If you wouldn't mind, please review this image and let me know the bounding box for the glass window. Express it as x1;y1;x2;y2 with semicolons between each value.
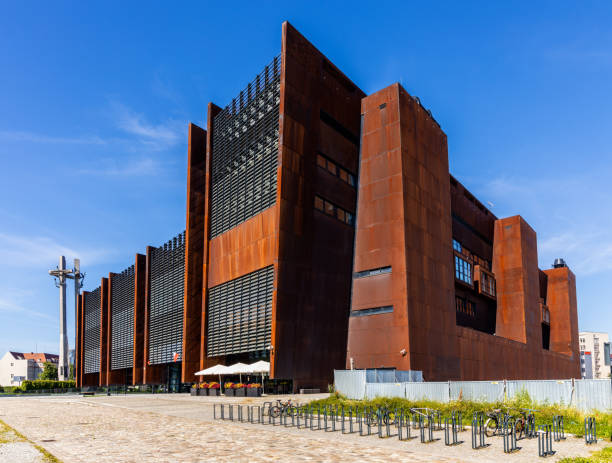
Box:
325;201;335;216
339;168;349;182
453;239;462;253
317;154;326;168
314;196;324;211
454;255;472;285
348;174;356;186
337;209;345;222
346;212;354;225
326;162;337;175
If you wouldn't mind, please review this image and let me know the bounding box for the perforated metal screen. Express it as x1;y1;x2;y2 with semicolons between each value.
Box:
207;265;273;357
83;287;101;374
148;232;185;365
110;265;135;370
210;55;280;238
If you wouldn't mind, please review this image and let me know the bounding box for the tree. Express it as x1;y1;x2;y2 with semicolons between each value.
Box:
39;362;58;381
69;363;75;380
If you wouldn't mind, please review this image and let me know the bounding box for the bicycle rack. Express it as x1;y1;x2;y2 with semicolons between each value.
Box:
418;415;434;443
537;425;554;457
525;413;536;438
452;411;464;432
552;415;565;441
503;418;520;453
444;417;460;446
471;412;487;449
585;417;597;445
397;410;413;441
430;410;442;431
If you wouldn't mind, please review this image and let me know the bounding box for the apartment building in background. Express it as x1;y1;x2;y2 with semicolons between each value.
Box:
76;22;581;391
579;331;610;378
0;352;59;386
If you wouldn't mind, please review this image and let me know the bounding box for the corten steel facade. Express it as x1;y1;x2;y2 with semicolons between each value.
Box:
346;83;580;380
76;22;581;390
77;22;364;391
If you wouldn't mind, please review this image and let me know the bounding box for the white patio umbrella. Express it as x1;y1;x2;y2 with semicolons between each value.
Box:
225;362;251;383
194;363;230;388
247;360;270;392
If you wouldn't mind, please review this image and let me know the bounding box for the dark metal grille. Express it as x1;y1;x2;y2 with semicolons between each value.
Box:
83;287;101;374
148;232;185;365
110;265;135;370
210;55;280;238
207;265;273;357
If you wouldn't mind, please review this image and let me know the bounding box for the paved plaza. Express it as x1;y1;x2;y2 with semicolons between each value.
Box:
0;394;609;462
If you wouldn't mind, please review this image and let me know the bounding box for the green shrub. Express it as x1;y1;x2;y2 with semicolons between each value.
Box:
21;380;76;391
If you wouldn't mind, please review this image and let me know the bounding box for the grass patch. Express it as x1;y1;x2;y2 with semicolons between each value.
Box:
305;390;612;441
0;419;62;462
559;446;612;462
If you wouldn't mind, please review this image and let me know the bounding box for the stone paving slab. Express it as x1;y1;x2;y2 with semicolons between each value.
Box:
0;394;609;462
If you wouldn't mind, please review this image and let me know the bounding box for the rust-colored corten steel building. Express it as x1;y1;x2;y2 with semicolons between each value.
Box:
76;22;580;391
346;83;580;380
77;22;364;391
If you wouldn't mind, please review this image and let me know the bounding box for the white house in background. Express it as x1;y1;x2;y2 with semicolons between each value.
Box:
0;351;59;386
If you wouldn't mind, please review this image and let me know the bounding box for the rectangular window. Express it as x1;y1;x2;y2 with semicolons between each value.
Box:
314;196;324;211
317;154;327;168
354;266;392;278
314;195;355;227
454;255;472;285
316;151;357;188
455;296;474;316
350;306;393;317
453;239;462;253
480;271;496;297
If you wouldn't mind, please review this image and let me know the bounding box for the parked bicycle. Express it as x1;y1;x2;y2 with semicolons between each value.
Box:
269;399;297;418
484;407;537;438
365;407;396;426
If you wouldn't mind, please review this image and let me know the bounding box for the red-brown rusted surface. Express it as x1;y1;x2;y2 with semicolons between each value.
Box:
182;123;207;383
545;266;579;357
142;246;162;384
132;253;146;385
272;22;364;390
348;83;460;380
347;84;580;381
99;277;109;386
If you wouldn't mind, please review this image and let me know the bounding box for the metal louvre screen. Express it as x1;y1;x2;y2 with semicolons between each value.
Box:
207;265;273;357
83;287;101;374
210;55;280;238
148;232;185;365
110;265;135;370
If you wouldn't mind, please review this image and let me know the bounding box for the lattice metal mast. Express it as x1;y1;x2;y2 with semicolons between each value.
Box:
49;256;84;381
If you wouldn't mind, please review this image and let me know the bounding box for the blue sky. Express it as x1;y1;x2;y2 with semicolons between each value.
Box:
1;2;611;356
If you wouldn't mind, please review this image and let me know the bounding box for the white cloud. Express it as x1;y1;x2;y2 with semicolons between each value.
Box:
111;102;184;150
0;287;56;322
0;233;112;269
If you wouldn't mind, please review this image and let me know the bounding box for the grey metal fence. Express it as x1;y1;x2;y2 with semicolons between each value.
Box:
334;370;612;412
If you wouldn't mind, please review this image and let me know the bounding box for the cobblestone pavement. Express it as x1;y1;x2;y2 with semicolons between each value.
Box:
0;418;45;463
0;394;609;462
